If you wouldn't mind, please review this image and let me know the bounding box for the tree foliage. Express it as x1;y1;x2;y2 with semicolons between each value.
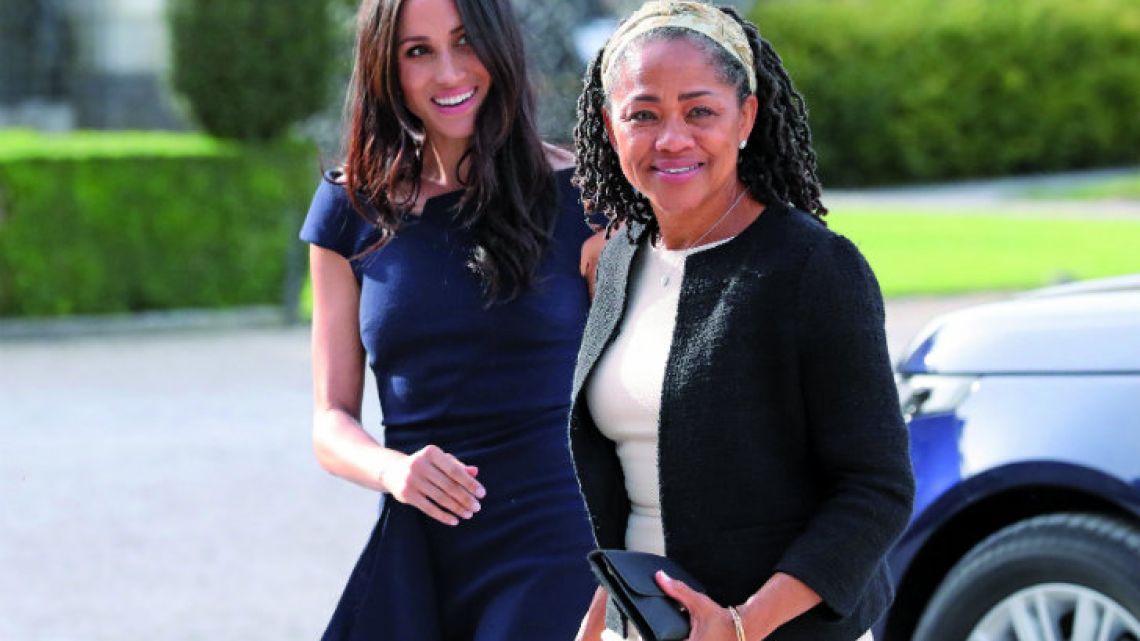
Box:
754;0;1140;185
170;0;336;141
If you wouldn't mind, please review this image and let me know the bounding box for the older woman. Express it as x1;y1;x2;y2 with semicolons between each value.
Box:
570;2;915;640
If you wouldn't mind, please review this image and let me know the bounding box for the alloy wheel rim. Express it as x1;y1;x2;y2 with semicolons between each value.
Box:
969;583;1140;641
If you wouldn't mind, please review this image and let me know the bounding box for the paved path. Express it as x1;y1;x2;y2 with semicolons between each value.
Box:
1;328;379;641
0;293;1002;641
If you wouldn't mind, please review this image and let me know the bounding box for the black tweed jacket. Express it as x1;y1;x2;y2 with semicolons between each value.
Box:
569;202;915;641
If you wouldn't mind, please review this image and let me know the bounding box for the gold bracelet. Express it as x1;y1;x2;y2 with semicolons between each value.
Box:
727;605;747;641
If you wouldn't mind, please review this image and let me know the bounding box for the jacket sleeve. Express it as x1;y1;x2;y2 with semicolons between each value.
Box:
773;232;915;618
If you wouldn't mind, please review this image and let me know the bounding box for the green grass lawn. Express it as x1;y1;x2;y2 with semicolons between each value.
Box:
830;209;1140;297
1018;172;1140;201
0;129;238;161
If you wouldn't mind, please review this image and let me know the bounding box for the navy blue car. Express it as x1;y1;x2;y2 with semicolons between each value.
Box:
881;275;1140;641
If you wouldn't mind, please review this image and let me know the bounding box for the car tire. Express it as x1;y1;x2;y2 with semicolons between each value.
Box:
912;512;1140;641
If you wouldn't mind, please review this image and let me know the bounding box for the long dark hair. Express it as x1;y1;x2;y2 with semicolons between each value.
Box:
341;0;554;302
574;6;826;241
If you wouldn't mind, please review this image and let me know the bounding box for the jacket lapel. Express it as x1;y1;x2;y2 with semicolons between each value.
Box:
572;224;642;399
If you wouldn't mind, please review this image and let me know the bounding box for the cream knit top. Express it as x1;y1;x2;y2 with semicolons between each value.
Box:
585;236;731;555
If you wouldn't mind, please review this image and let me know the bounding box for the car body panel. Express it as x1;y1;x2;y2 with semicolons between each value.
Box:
883;274;1140;640
893;374;1140;571
900;292;1140;375
1020;273;1140;299
890;459;1140;579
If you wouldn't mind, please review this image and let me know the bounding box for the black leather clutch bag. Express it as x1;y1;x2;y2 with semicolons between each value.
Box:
587;549;707;641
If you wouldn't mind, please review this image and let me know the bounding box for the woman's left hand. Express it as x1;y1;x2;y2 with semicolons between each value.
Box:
656;571;743;641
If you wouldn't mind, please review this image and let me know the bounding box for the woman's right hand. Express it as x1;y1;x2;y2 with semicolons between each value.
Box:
576;585;609;641
380;444;486;526
309;246;486;521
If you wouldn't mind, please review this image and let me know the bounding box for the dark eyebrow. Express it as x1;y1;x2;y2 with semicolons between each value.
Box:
398;26;465;47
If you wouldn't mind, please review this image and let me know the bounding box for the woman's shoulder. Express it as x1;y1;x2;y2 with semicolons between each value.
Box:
771;205;880;302
300;169;372;259
308;170;366;229
767;201;829;239
764;202;862;259
729;202;874;293
304;170;357;221
538;144;580;214
542;147;613;235
548;170;601;248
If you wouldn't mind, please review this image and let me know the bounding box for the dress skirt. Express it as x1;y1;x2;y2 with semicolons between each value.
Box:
320;409;596;641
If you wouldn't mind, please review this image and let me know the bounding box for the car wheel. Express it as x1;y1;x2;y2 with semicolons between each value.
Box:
913;513;1140;641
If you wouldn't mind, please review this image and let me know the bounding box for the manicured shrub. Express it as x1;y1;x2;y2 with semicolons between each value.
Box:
169;0;336;141
753;0;1140;185
0;131;317;317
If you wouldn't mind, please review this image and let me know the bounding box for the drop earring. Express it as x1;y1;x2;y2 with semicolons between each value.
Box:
739;139;747;150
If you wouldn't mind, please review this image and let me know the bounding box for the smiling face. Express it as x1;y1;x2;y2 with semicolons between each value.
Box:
604;35;757;231
396;0;491;147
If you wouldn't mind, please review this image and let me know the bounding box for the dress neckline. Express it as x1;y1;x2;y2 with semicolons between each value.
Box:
408;166;575;217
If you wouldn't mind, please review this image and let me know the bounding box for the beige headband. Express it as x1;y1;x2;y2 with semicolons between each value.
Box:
600;0;756;95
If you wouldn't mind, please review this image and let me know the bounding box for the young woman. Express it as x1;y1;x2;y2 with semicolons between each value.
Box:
570;2;915;640
299;0;599;638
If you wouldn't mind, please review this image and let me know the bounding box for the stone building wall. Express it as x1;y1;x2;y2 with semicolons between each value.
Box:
0;0;185;130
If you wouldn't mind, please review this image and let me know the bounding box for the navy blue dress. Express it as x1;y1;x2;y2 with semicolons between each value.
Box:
300;168;597;641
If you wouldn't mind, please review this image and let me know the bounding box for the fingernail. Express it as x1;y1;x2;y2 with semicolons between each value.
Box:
475;486;486;499
463;511;474;519
658;571;672;582
472;501;481;512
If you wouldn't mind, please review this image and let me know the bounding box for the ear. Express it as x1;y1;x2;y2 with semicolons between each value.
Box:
602;107;617;149
738;94;759;147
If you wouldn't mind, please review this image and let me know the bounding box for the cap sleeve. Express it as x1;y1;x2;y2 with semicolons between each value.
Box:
298;176;372;259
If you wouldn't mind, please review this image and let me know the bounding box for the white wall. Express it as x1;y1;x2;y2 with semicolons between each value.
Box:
65;0;169;75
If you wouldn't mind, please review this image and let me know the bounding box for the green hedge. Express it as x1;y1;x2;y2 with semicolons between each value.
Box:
753;0;1140;185
0;131;317;317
